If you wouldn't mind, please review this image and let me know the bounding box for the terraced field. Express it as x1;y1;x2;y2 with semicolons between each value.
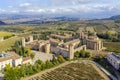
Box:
26;61;109;80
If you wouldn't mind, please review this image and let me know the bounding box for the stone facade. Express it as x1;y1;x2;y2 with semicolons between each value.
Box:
106;53;120;70
22;37;25;47
50;38;63;47
22;57;32;64
79;31;85;39
0;37;4;42
22;32;103;60
86;36;103;51
69;44;75;59
22;35;51;54
29;36;33;43
45;43;50;54
51;38;86;59
39;42;50;54
0;53;22;70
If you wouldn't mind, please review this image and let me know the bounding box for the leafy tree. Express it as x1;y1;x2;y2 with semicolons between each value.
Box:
30;52;35;59
26;49;32;56
57;55;65;63
75;51;80;58
52;56;59;65
75;50;92;58
45;60;53;69
35;59;43;65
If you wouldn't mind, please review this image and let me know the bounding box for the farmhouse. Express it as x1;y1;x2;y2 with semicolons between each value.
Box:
0;52;22;70
106;53;120;70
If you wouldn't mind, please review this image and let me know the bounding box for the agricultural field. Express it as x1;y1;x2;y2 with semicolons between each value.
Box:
104;42;120;50
0;31;14;37
0;20;120;52
104;42;120;54
27;61;109;80
0;37;20;52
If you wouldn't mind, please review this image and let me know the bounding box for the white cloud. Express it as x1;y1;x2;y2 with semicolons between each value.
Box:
0;0;120;19
10;10;19;13
19;3;31;7
50;0;95;6
8;6;13;8
0;9;6;12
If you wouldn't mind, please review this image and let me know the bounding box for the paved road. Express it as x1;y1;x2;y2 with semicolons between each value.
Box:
93;62;118;80
106;62;120;80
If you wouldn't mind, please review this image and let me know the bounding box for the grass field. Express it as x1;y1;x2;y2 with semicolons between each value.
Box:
0;37;20;52
27;61;109;80
0;31;13;37
104;42;120;50
104;42;120;54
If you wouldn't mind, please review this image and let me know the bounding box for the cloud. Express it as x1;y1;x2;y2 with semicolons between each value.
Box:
50;0;95;6
8;6;13;8
78;0;94;3
0;0;120;19
0;9;6;13
19;3;31;7
9;4;117;14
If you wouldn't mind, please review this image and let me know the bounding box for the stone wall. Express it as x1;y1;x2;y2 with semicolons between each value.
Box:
51;47;69;58
74;45;86;52
0;37;4;42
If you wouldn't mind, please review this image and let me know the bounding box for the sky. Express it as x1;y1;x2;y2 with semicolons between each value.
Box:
0;0;120;19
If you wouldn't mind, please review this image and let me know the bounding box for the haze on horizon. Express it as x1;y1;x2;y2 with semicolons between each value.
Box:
0;0;120;19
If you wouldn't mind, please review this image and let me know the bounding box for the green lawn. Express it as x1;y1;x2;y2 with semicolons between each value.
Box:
0;31;13;37
0;37;20;52
104;42;120;54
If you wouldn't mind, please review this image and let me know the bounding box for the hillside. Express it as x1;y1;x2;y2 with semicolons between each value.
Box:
109;15;120;20
0;21;5;25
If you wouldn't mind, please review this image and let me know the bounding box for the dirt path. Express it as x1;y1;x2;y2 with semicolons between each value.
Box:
22;61;71;80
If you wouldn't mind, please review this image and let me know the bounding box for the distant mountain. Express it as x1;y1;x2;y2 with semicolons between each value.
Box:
53;16;79;21
109;15;120;20
91;15;120;23
108;15;120;23
0;21;5;25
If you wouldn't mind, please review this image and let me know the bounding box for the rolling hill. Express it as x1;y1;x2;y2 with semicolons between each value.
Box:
0;21;5;25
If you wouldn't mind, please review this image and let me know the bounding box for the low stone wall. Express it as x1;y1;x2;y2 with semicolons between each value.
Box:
74;45;86;52
51;47;69;58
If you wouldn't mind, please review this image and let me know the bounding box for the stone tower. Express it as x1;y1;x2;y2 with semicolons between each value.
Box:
45;43;50;54
22;37;25;47
86;36;103;51
0;37;4;41
69;43;75;59
39;42;44;52
79;31;84;39
29;36;33;43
